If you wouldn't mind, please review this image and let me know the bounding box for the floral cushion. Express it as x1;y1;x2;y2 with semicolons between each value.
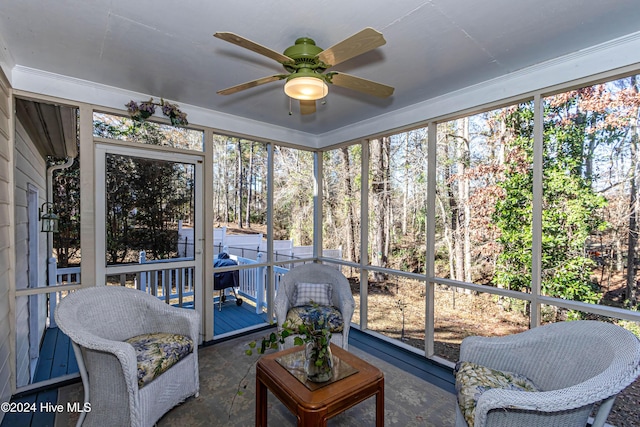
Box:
293;282;333;307
125;332;194;388
455;361;540;427
286;305;344;333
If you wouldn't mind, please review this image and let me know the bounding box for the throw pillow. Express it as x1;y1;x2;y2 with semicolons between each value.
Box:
293;282;332;307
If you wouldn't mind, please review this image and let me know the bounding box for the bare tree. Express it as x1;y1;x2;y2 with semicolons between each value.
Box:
236;139;243;228
245;141;254;227
370;137;390;281
625;77;640;306
340;146;358;263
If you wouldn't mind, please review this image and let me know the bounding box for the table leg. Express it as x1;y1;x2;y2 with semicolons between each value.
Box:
255;375;268;427
298;409;326;427
376;378;385;427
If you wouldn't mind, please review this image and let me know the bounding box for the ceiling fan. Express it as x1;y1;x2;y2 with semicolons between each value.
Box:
214;28;394;115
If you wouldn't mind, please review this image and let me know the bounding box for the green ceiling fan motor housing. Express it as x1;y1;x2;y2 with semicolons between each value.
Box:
283;37;333;84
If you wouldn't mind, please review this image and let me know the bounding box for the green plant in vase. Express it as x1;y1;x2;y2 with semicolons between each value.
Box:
298;307;333;382
230;304;334;419
246;303;334;382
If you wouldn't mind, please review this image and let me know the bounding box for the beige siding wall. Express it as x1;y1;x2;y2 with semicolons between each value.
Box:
14;119;48;387
0;69;13;421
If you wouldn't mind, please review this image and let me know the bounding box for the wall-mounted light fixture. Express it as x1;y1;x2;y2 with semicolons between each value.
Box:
39;202;59;233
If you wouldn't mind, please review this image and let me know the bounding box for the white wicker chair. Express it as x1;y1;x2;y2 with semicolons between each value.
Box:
455;320;640;427
55;286;200;427
274;263;355;350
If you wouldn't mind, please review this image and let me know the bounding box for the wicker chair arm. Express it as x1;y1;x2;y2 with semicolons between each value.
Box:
73;335;139;394
334;284;355;325
458;321;640;427
474;379;626;427
273;287;290;328
144;305;200;341
459;334;535;372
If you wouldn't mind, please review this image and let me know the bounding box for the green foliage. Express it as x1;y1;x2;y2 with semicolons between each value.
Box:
125;98;188;127
98;123;195;264
244;322;294;356
494;99;606;308
390;246;425;274
543;257;601;305
618;317;640;339
494;107;535;293
51;157;81;267
244;305;332;357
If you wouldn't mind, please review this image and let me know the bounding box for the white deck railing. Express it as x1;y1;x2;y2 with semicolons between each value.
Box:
228;253;288;313
49;258;81;327
135;252;195;305
52;252;292;316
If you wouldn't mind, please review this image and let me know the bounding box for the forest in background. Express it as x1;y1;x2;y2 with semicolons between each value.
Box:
52;74;640;316
207;74;640;315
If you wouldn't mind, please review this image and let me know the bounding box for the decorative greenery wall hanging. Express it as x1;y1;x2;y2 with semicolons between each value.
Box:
125;98;188;126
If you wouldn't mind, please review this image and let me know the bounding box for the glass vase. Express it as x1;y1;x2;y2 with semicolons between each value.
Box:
304;340;333;382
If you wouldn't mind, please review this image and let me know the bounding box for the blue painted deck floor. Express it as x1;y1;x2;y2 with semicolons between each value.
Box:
1;327;75;427
213;297;271;335
0;300;268;427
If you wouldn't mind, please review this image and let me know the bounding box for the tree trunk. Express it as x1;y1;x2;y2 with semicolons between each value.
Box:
461;118;472;283
441;131;457;280
402;132;409;235
245;142;254;227
626;77;640;306
370;137;390;281
384;139;391;265
625;178;638;306
453;118;470;282
340;147;357;263
223;145;231;223
236;139;243;228
616;237;624;272
436;194;455;278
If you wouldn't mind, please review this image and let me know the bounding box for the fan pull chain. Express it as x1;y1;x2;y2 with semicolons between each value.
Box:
289;97;292;115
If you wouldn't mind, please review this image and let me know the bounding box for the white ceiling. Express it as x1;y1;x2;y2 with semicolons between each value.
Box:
2;0;640;144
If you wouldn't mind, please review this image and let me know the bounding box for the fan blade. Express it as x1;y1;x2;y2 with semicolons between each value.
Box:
300;100;316;115
217;75;285;95
214;32;294;64
317;28;386;67
331;73;394;98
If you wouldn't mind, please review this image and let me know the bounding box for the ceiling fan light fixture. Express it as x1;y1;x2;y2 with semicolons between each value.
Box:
284;76;328;101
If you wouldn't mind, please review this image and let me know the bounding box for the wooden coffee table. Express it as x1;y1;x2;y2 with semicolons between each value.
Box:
255;343;384;426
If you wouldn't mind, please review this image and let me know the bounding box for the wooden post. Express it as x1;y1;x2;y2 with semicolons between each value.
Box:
256;252;265;314
48;257;58;327
138;251;147;292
